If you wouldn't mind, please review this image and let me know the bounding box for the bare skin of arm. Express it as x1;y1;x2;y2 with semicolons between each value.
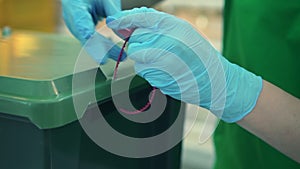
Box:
237;80;300;163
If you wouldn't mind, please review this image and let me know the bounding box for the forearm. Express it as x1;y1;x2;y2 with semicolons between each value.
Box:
237;80;300;163
105;7;300;162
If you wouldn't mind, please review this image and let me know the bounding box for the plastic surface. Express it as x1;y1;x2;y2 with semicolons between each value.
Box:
0;31;183;169
0;87;183;169
0;31;144;129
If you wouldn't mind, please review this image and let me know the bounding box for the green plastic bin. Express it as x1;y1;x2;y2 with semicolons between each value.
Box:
0;31;184;169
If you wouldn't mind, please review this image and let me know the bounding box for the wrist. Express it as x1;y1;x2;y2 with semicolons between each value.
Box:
222;60;263;123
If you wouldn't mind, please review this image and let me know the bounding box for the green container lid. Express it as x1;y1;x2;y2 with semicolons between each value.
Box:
0;31;144;129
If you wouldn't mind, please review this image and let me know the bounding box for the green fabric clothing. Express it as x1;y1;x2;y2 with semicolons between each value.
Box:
214;0;300;168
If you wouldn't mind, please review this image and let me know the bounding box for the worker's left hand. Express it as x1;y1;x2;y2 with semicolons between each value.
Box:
62;0;121;44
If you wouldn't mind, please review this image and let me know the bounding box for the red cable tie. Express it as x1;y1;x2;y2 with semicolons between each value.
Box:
113;37;157;115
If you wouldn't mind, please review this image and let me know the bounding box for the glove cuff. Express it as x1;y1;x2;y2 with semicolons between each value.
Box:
220;62;263;123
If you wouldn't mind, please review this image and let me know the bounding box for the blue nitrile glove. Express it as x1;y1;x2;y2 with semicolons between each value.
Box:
84;32;127;64
62;0;126;64
62;0;121;44
106;7;263;123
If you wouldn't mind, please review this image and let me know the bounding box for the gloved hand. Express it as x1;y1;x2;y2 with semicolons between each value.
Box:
62;0;126;64
62;0;121;44
106;7;263;123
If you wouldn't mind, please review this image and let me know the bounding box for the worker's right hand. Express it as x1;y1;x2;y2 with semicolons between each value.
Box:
62;0;121;44
62;0;127;64
107;7;263;123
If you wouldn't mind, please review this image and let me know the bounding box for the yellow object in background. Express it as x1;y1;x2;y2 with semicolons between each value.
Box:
0;0;60;32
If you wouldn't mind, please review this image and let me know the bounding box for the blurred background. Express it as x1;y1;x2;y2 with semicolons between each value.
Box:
0;0;223;168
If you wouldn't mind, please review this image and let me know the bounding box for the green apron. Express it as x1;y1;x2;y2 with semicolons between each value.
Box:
214;0;300;168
